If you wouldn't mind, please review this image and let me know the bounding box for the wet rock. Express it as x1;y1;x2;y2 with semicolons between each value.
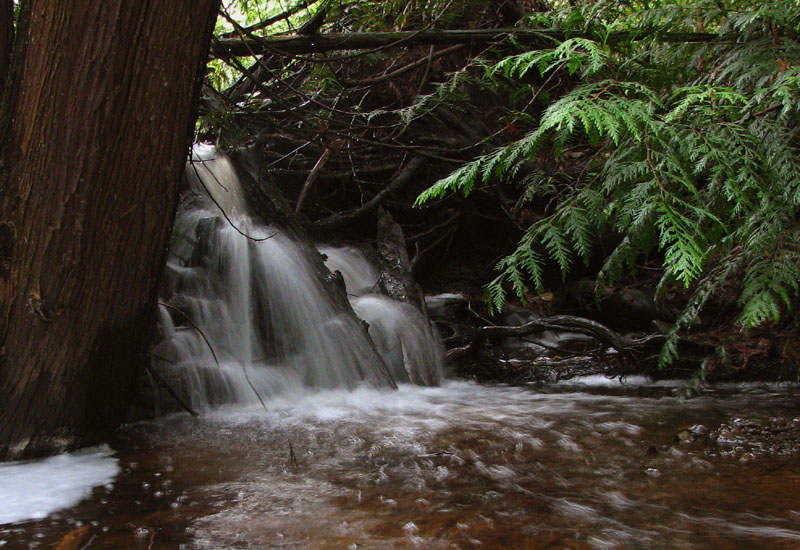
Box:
708;416;800;458
688;457;714;471
376;207;427;316
689;424;707;436
645;467;661;478
666;446;686;458
675;424;709;445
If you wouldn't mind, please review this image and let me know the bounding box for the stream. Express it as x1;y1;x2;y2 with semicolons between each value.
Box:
2;377;799;549
4;146;798;548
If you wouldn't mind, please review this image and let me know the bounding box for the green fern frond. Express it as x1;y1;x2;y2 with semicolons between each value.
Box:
414;159;481;203
489;37;609;80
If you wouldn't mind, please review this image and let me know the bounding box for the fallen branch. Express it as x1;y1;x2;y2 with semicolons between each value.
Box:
314;156;423;227
444;314;643;363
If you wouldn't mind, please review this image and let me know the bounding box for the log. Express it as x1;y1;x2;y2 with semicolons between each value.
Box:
211;29;732;58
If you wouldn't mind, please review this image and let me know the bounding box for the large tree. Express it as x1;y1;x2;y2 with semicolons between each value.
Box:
0;0;220;459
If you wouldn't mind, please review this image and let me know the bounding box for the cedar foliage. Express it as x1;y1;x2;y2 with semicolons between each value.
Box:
206;1;800;374
415;0;800;369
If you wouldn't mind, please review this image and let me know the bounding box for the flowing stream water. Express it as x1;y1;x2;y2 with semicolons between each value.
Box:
1;147;799;549
2;380;799;549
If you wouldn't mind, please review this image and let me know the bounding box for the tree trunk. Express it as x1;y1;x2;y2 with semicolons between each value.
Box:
0;0;220;459
0;0;11;100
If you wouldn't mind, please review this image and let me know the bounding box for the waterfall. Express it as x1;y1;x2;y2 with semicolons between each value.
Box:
320;246;443;386
151;145;441;412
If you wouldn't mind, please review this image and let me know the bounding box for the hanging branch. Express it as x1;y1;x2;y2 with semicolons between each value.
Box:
157;302;220;366
157;302;269;411
188;155;278;242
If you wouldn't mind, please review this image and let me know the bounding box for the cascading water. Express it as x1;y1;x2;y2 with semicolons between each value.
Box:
320;245;443;386
151;145;441;412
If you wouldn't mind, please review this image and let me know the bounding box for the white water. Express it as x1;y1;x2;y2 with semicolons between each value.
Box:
152;145;441;411
3;381;799;548
0;446;118;525
320;245;443;386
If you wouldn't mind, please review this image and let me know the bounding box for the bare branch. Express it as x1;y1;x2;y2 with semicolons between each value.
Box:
144;361;199;417
314;157;423;227
218;0;322;39
296;148;330;213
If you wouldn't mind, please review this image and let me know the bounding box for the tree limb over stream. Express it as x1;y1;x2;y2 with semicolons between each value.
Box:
211;29;732;57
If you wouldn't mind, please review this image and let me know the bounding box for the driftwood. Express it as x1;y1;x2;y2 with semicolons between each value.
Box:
443;314;665;363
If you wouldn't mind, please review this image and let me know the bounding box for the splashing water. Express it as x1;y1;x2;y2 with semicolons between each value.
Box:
152;145;440;412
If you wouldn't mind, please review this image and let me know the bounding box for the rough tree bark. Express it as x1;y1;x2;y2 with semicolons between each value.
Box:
0;0;220;459
0;0;11;101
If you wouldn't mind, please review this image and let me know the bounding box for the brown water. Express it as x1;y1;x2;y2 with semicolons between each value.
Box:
2;378;800;549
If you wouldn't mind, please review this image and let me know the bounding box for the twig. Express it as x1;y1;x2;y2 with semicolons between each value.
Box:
187;155;278;242
157;302;219;366
78;533;97;550
144;361;199;417
341;44;464;86
295;148;330;213
241;361;268;412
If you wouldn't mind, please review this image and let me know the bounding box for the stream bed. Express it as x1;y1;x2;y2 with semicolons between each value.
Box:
2;378;800;549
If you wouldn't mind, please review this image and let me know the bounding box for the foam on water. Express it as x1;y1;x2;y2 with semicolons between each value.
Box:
0;446;118;525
